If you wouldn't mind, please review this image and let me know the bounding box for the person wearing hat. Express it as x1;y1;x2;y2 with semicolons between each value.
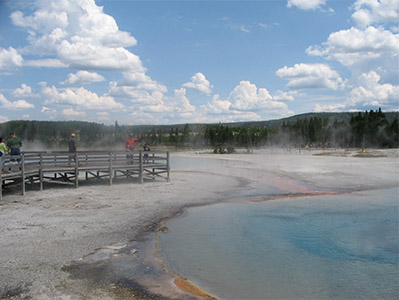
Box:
68;133;77;165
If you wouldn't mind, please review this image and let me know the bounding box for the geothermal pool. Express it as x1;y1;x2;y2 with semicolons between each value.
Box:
159;187;398;299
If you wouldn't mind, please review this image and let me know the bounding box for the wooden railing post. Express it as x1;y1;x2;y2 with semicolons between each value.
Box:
139;150;143;184
166;151;170;182
21;154;25;195
109;152;113;185
74;152;79;188
39;153;43;191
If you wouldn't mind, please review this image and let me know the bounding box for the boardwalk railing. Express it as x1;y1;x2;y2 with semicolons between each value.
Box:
0;150;170;200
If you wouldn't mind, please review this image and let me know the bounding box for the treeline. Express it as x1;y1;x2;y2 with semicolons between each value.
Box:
204;108;398;149
0;109;397;150
282;109;399;148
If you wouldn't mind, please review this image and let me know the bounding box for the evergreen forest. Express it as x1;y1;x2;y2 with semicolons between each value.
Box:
0;109;397;151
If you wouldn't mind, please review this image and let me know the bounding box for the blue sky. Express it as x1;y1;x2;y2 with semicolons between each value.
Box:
0;0;398;125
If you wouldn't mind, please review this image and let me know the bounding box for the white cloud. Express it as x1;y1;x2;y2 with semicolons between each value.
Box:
231;25;251;33
59;42;144;72
0;115;9;123
62;108;86;118
221;17;252;33
183;72;213;94
228;81;273;111
41;106;58;120
0;93;35;110
107;70;168;113
306;26;399;67
141;88;196;118
128;110;184;125
12;84;38;99
11;0;137;48
315;71;399;111
167;88;196;114
276;63;343;90
301;4;399;113
347;71;399;106
200;95;263;122
11;0;144;73
41;85;124;111
116;72;167;93
201;81;293;120
41;106;56;113
133;91;166;112
97;112;110;122
108;71;168;108
228;81;293;116
125;88;198;124
0;47;23;71
11;9;68;32
314;102;347;112
258;22;280;30
203;94;232;115
287;0;327;10
6;0;204;124
72;1;137;48
24;59;67;68
109;84;166;106
61;70;105;85
352;0;399;29
272;90;299;101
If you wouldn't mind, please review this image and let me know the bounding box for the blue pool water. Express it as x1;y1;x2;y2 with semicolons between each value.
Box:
159;188;399;299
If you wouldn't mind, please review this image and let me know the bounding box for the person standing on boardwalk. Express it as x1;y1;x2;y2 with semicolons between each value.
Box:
0;137;7;157
0;137;8;170
68;133;77;165
125;133;139;165
7;133;22;169
143;142;151;163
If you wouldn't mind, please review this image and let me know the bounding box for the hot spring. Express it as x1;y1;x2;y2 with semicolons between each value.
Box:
159;184;398;299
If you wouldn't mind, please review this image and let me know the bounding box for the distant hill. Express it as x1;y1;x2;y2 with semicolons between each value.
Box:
222;111;399;129
1;111;398;133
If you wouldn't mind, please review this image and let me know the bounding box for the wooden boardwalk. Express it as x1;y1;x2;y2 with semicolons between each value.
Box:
0;150;170;200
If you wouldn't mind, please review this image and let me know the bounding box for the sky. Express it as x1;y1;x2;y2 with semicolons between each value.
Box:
0;0;398;125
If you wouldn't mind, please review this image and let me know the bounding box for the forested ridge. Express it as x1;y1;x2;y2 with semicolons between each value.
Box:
0;109;397;150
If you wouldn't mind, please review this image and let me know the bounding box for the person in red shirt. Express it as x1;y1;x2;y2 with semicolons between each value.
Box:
125;134;139;164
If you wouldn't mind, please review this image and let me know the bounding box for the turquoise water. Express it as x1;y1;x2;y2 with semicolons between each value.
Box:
159;188;399;299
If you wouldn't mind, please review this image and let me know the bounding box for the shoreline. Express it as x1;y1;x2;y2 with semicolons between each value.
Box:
0;149;398;299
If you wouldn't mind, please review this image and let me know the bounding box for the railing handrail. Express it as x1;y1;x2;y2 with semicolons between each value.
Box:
1;150;168;165
1;150;170;201
21;150;167;155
